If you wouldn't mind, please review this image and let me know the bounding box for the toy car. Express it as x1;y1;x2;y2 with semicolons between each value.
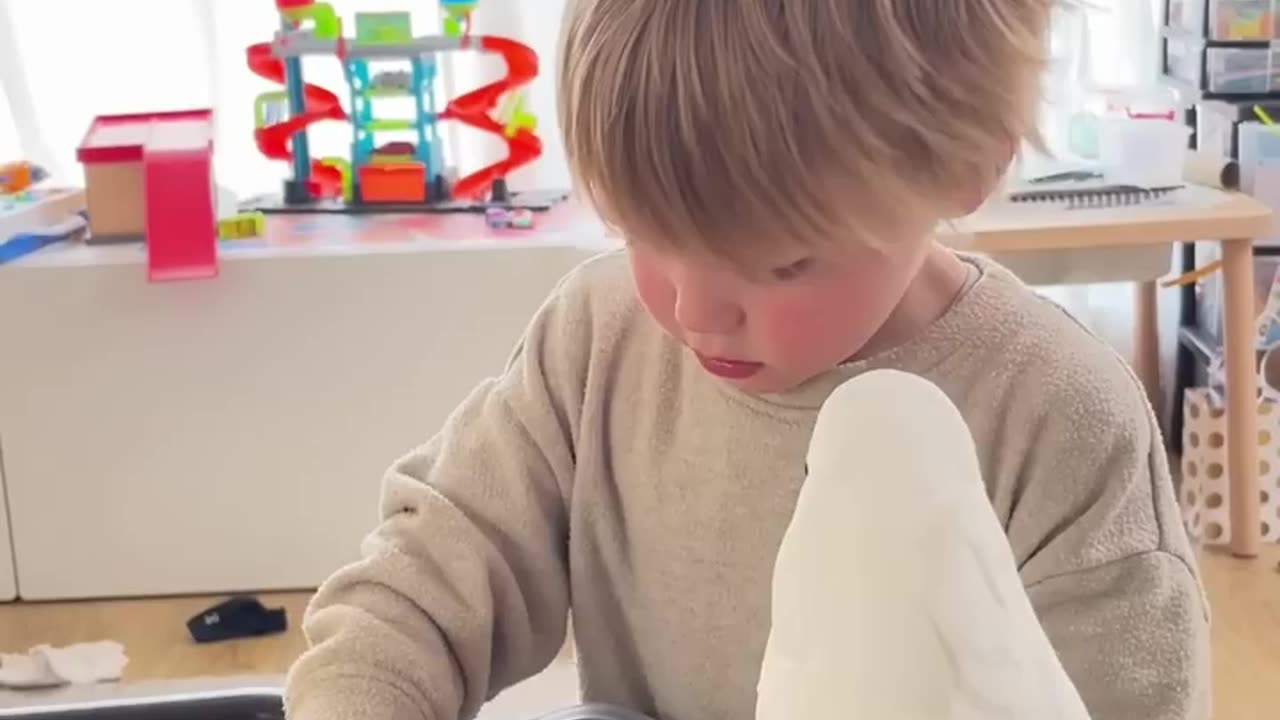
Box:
484;206;535;230
0;161;48;195
217;211;265;240
485;207;510;228
370;70;411;91
509;208;534;228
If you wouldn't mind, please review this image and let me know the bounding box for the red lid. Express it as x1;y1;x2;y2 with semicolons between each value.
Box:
77;109;213;163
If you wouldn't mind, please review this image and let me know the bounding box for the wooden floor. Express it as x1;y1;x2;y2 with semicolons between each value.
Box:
1;547;1277;718
1199;545;1280;720
0;592;312;681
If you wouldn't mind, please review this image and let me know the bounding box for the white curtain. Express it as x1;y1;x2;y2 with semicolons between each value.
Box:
0;0;1171;391
0;0;570;196
0;0;1157;199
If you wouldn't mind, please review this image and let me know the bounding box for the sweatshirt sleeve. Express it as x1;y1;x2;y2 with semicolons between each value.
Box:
283;272;592;720
1008;370;1211;720
1028;551;1210;720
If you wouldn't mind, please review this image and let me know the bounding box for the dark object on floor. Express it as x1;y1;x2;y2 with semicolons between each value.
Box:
186;596;287;644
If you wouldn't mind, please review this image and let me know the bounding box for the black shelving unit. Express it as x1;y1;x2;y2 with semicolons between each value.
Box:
1171;245;1280;453
1164;0;1280;452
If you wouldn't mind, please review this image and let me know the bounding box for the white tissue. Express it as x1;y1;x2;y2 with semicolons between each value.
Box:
0;641;128;689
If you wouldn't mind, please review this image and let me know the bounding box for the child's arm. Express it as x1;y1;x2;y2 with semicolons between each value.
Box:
282;273;593;720
1013;386;1210;720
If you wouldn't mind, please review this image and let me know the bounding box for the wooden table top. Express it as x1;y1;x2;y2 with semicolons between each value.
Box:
945;187;1274;253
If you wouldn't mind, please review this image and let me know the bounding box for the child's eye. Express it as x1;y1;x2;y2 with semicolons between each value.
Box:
771;257;815;282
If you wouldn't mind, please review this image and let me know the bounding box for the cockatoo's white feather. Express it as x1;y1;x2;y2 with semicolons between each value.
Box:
757;369;1092;720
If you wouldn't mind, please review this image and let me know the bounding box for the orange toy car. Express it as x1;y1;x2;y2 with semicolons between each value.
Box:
0;161;48;194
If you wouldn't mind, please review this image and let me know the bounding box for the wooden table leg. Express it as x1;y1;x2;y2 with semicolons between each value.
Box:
1222;238;1262;558
1134;280;1163;421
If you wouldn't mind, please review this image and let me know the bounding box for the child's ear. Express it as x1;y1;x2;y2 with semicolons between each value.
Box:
951;182;992;217
941;179;995;219
947;150;1016;218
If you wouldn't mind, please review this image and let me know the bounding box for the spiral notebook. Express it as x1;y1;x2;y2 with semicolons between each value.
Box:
1007;183;1184;210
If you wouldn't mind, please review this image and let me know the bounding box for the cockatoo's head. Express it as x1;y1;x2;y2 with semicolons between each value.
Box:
759;370;1091;720
802;368;970;531
758;369;981;720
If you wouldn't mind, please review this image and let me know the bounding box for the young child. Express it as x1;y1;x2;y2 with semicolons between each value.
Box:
285;2;1209;719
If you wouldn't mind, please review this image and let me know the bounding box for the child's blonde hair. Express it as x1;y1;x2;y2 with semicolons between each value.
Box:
558;0;1055;259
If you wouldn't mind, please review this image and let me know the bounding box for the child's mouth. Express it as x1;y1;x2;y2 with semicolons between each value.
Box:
695;352;764;379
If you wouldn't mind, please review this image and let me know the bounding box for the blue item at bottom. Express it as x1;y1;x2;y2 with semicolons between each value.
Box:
0;213;87;264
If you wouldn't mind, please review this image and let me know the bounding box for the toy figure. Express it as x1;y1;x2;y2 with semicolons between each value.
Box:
0;161;48;195
440;0;478;37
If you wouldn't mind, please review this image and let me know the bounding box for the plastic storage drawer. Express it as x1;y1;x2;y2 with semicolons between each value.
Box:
1196;98;1280;156
1166;33;1280;93
1169;0;1280;40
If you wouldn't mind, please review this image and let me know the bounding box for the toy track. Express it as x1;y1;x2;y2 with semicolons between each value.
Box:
247;42;347;198
440;35;542;200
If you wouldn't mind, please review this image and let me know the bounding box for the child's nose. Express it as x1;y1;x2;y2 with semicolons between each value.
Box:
673;284;745;335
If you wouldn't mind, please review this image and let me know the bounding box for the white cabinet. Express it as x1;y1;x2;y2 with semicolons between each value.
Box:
0;465;15;601
0;235;609;600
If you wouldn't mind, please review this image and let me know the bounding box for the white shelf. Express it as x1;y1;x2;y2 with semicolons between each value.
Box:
0;237;608;599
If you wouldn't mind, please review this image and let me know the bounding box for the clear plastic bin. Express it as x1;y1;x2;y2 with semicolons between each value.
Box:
1235;122;1280;246
1099;117;1192;186
1164;34;1205;88
1236;121;1280;185
1195;98;1280;158
1195;101;1239;157
1169;0;1280;41
1165;34;1280;94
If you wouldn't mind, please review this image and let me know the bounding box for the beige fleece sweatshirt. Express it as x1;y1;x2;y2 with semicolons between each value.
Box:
285;250;1209;720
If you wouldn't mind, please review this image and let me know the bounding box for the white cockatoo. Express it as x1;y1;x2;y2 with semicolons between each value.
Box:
757;369;1092;720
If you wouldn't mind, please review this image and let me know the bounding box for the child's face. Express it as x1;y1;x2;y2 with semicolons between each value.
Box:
627;232;932;394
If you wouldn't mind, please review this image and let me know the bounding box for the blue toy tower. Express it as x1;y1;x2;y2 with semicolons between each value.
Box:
342;11;446;201
281;17;313;204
